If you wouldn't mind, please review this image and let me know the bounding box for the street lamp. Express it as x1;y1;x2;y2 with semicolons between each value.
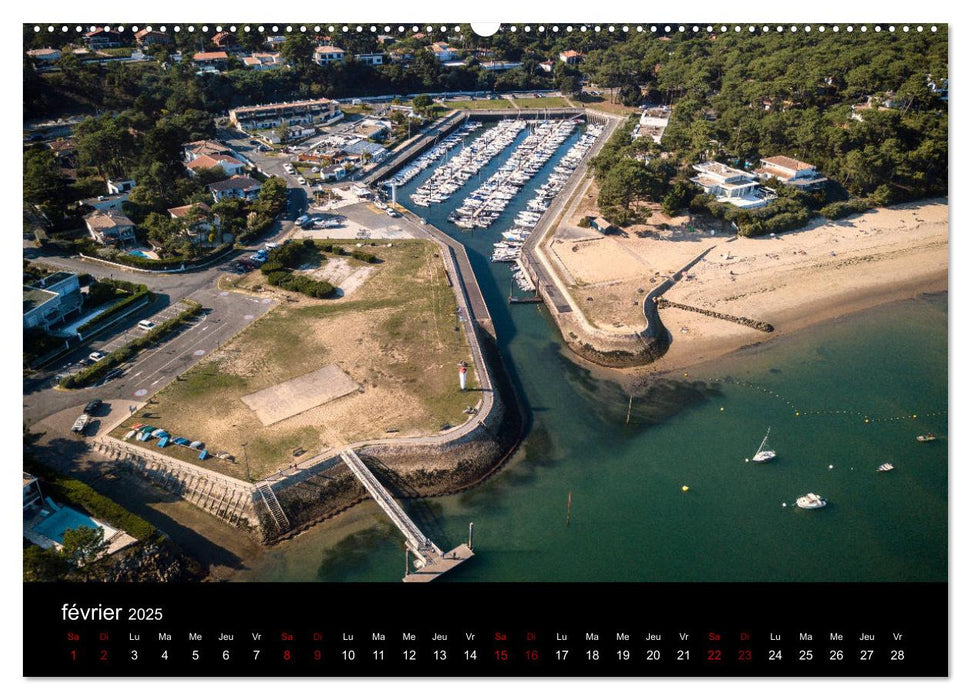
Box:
241;441;250;481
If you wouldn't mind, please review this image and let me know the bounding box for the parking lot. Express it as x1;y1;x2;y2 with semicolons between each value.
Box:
23;288;278;428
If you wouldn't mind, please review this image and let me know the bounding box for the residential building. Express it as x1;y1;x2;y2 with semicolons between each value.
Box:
84;210;136;244
538;60;554;73
265;35;286;50
185;153;246;176
78;193;129;212
23;473;44;511
690;161;774;209
208;176;262;202
559;50;582;65
23;272;84;332
754;156;828;190
184;139;237;162
48;138;77;168
389;49;414;63
264;124;317;144
376;34;396;46
168;203;223;246
633;106;671;144
26;47;60;62
193;51;229;71
319;163;347;182
313;45;346;65
84;28;124;49
134;29;171;46
228;98;342;131
242;52;286;70
107;178;136;195
212;31;237;49
430;42;458;62
355;53;384;66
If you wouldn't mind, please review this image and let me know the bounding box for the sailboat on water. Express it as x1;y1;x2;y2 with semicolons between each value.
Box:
752;427;777;463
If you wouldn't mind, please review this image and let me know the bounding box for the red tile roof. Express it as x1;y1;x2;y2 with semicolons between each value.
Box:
193;51;229;62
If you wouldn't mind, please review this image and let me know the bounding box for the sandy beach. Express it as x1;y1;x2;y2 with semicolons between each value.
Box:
549;198;947;372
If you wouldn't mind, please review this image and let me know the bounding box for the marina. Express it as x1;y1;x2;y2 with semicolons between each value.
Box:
232;114;947;584
382;120;481;189
451;119;578;230
408;119;527;207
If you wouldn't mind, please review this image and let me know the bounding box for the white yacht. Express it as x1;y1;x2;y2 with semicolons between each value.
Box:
795;493;827;509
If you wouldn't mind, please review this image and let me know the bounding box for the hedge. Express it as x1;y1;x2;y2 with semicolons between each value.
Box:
77;285;151;336
61;301;202;388
820;198;874;220
25;459;157;541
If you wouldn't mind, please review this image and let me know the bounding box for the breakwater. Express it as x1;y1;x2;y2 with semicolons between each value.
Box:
657;298;775;333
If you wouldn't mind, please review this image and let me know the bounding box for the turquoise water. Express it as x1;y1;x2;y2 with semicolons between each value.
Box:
34;507;106;543
232;123;947;583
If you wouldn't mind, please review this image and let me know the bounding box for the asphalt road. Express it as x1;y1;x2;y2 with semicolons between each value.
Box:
23;286;277;427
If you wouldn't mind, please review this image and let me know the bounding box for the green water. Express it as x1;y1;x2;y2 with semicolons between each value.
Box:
232;124;947;583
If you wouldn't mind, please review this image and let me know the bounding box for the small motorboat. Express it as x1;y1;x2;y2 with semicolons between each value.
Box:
916;434;937;442
796;493;827;509
877;463;895;472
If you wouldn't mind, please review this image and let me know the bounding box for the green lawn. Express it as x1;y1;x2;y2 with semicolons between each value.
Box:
443;99;516;110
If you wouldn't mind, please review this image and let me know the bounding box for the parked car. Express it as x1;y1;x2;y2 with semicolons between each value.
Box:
88;351;107;363
295;215;309;226
100;368;124;384
84;399;103;414
71;414;89;434
137;319;157;331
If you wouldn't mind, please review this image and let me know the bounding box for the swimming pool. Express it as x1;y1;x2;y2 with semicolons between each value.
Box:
128;249;151;259
32;507;116;543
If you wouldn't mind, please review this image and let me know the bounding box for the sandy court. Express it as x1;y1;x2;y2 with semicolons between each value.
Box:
241;364;360;426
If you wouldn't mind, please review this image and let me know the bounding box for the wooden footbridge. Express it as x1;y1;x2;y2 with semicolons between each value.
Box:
339;450;474;582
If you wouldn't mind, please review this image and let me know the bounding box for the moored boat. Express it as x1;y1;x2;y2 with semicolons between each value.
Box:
795;493;827;509
751;427;776;463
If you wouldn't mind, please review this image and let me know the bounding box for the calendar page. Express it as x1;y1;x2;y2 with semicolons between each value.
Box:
22;18;948;678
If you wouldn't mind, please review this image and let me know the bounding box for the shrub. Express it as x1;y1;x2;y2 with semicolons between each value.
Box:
820;198;873;220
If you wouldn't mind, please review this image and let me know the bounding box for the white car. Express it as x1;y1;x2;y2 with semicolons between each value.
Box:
137;320;156;331
295;215;309;225
298;177;306;185
88;351;107;363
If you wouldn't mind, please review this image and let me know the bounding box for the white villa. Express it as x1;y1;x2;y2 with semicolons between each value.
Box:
753;156;828;190
691;161;775;209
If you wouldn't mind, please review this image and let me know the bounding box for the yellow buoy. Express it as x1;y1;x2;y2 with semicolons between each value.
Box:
719;407;724;412
795;411;800;416
681;485;690;492
865;418;870;424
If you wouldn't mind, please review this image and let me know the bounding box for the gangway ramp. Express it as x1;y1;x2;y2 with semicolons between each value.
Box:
339;449;473;582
